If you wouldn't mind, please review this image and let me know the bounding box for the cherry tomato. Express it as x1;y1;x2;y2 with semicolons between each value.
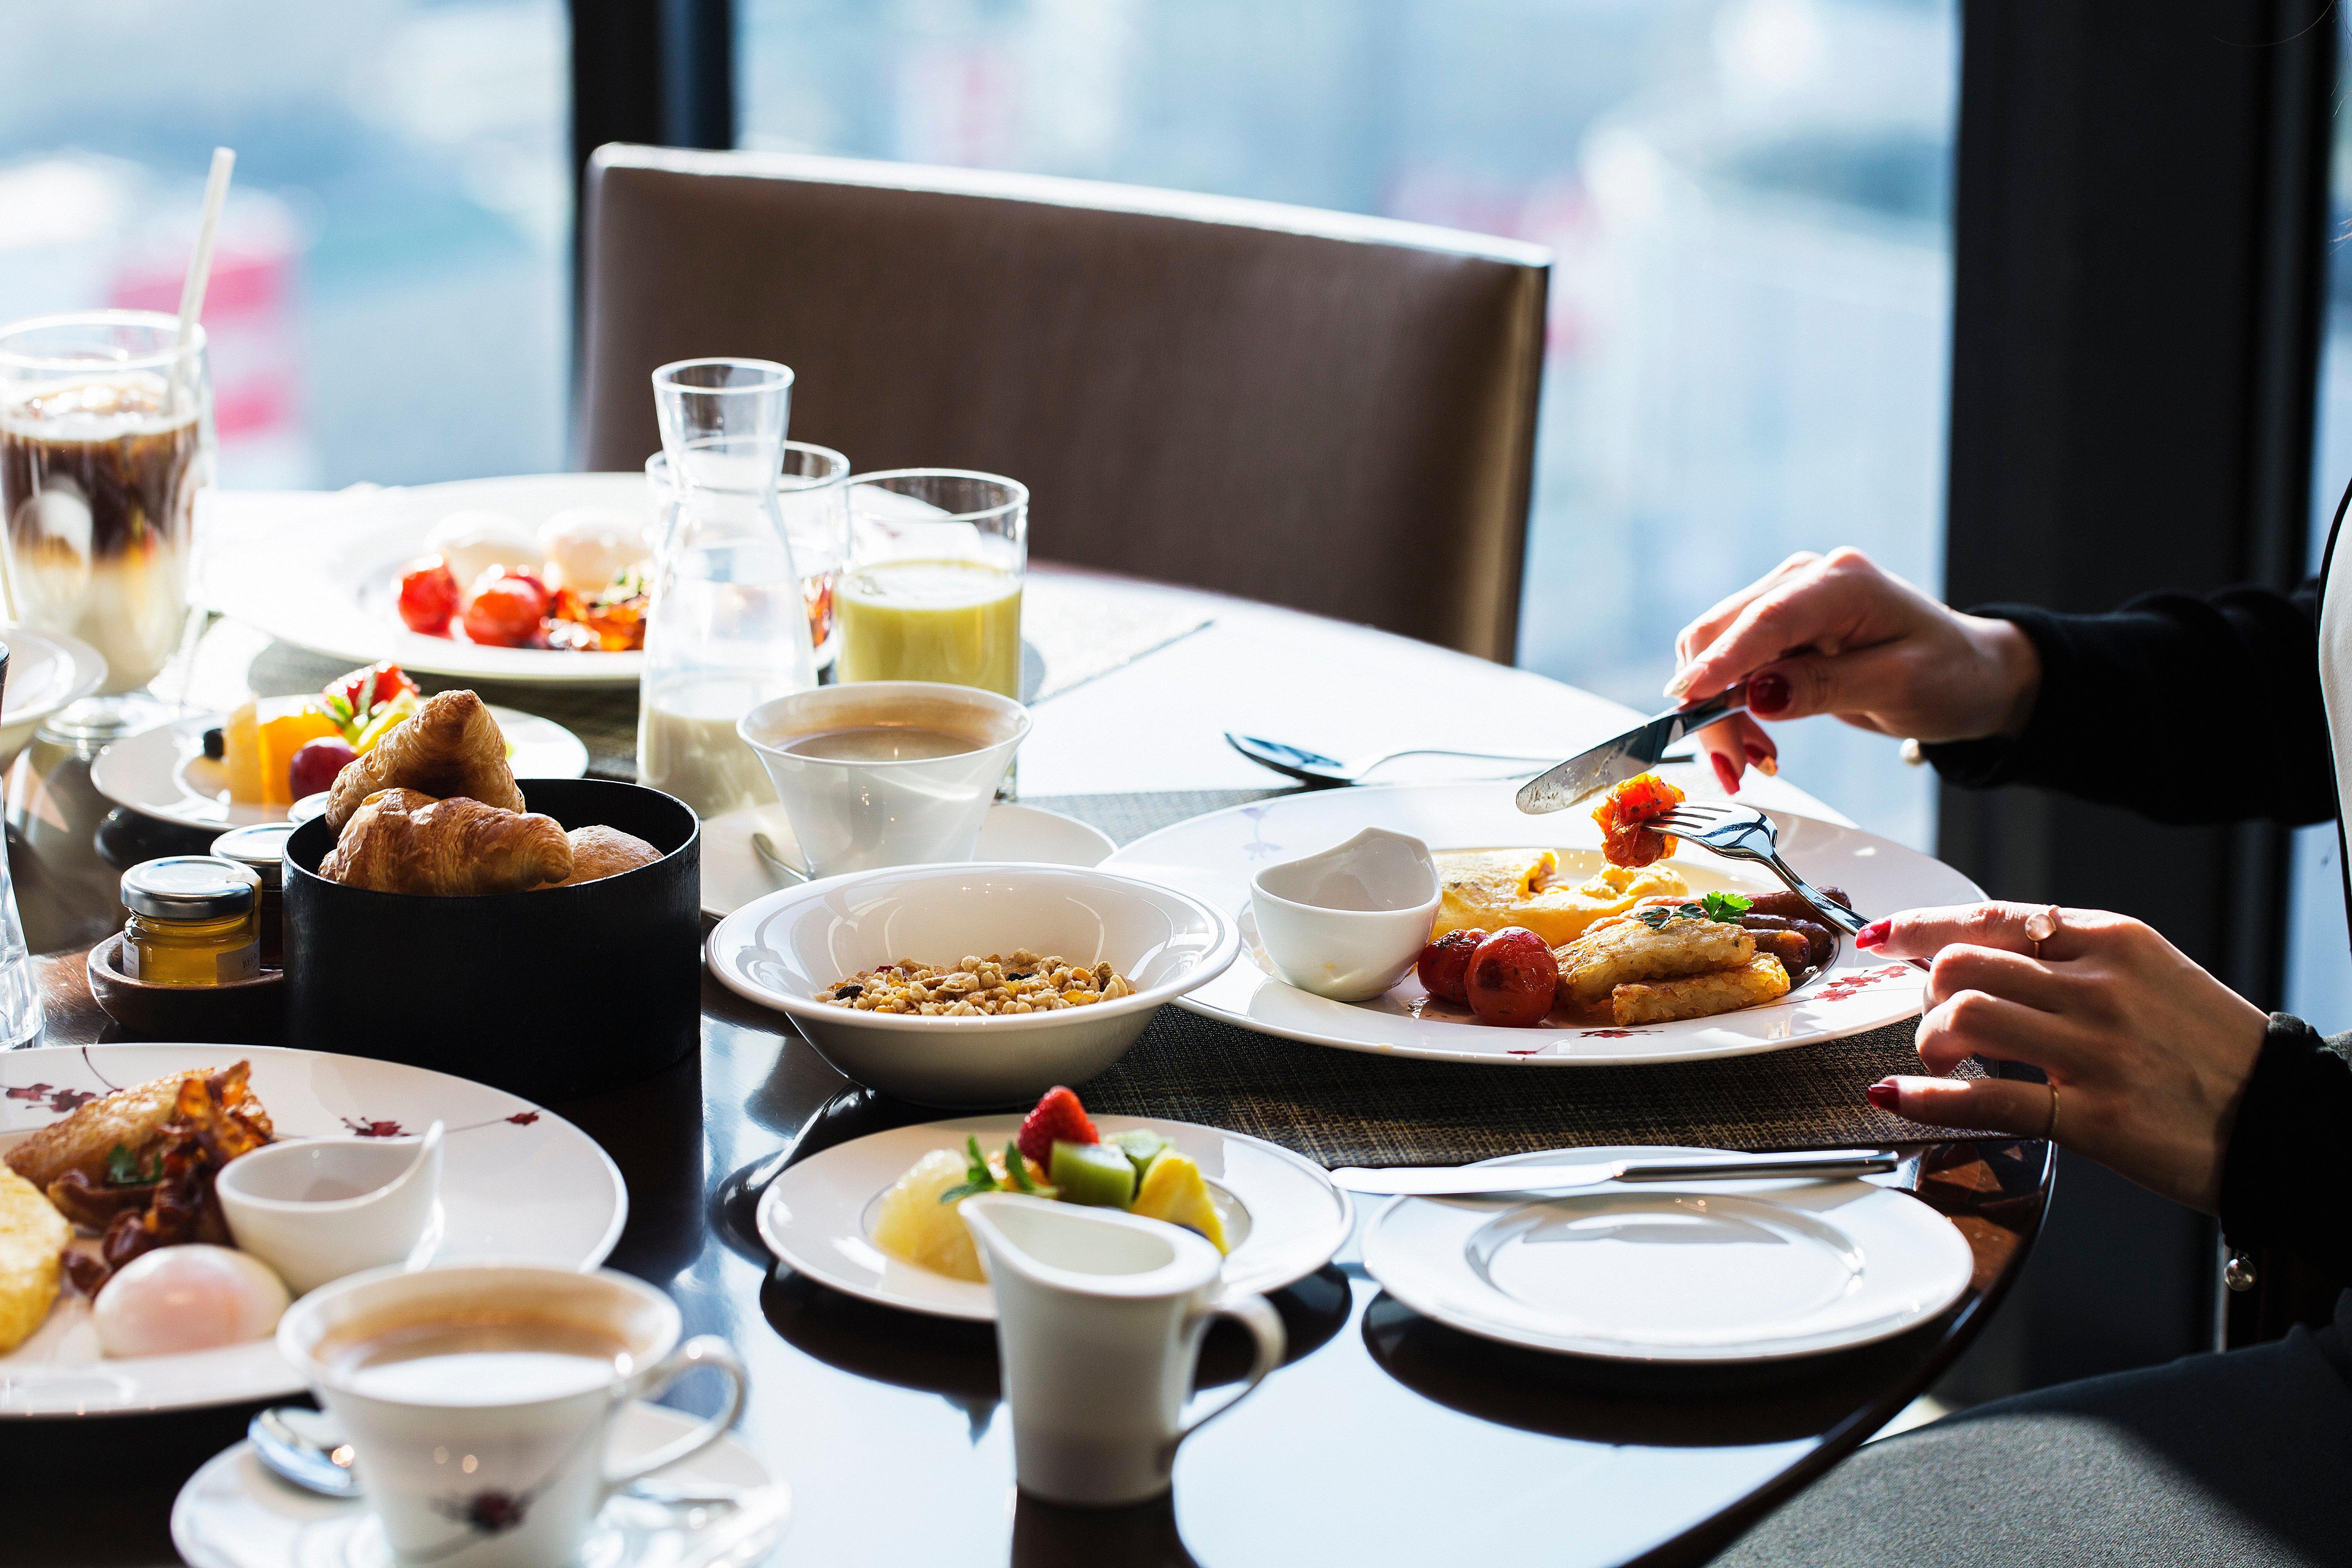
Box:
396;558;460;635
1464;927;1559;1027
288;738;358;800
461;568;551;648
1415;929;1482;1004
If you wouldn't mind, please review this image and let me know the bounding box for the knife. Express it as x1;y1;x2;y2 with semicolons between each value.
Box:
1329;1147;1898;1197
1515;688;1749;815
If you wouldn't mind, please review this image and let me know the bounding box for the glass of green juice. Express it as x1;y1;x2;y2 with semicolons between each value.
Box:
837;470;1028;699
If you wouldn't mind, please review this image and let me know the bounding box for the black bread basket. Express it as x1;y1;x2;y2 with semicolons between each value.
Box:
284;778;700;1102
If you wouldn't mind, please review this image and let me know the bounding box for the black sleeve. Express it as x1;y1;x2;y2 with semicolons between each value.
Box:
1918;580;2334;826
2218;1015;2352;1285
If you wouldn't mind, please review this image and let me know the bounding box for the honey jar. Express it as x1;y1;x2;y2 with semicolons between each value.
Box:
209;822;296;971
121;857;262;987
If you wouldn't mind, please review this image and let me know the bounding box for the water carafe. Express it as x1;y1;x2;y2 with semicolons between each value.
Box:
637;358;817;818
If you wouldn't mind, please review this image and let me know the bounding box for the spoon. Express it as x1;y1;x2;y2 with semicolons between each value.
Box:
750;832;810;886
248;1407;750;1506
1225;733;1695;790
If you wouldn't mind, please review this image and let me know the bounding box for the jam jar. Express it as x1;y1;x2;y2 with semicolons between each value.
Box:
121;857;262;986
209;821;296;971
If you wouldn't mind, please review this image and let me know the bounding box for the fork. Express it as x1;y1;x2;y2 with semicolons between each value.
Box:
1647;803;1929;969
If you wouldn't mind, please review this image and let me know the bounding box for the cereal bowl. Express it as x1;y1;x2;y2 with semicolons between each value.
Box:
705;862;1240;1107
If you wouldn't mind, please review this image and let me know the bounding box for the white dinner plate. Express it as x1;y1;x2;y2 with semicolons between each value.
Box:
697;801;1117;918
0;1042;627;1416
172;1403;787;1568
0;626;109;768
756;1114;1351;1320
1361;1145;1972;1362
91;706;591;831
202;474;650;686
1101;782;1984;1067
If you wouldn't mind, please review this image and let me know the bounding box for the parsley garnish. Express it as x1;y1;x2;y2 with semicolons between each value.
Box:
104;1142;160;1186
1638;892;1754;929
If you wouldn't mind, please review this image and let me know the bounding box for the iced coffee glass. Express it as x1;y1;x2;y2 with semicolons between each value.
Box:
0;311;214;707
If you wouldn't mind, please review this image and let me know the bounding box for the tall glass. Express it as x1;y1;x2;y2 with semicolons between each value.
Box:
0;311;213;719
646;439;849;671
837;470;1028;698
636;359;818;820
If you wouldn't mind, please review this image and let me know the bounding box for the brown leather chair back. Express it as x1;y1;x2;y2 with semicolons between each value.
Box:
579;146;1550;661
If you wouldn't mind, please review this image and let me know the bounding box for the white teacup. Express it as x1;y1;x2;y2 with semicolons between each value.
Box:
737;680;1030;879
218;1121;444;1294
962;1194;1285;1507
278;1264;746;1568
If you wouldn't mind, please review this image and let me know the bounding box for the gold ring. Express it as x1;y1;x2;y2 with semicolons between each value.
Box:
2024;904;2060;961
2045;1081;2059;1141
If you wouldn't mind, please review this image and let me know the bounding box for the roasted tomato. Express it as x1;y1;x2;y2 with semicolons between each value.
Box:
1593;772;1685;868
461;568;552;648
1464;927;1559;1027
1416;929;1482;1004
396;557;460;635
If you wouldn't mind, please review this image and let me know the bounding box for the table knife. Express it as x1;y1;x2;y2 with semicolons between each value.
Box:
1329;1147;1898;1197
1515;688;1748;815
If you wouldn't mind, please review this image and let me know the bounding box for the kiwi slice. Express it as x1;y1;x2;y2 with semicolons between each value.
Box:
1106;1129;1168;1182
1049;1140;1139;1208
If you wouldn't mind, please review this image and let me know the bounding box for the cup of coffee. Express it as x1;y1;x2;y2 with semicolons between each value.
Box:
960;1193;1285;1507
737;680;1030;880
278;1263;746;1568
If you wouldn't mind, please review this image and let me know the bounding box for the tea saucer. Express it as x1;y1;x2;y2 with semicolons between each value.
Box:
1360;1145;1973;1362
93;707;590;831
172;1402;789;1568
697;801;1115;918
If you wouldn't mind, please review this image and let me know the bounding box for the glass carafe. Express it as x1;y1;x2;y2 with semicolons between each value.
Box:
636;359;817;819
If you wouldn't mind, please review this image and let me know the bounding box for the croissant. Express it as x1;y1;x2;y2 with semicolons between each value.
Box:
320;788;572;895
325;690;523;829
546;825;662;887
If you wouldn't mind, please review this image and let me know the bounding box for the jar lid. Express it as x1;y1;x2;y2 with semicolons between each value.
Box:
122;856;260;920
208;823;297;889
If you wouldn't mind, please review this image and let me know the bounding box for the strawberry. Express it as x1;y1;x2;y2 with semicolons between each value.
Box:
1017;1086;1098;1169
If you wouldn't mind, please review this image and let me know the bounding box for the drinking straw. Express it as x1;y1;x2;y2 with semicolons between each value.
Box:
170;147;235;414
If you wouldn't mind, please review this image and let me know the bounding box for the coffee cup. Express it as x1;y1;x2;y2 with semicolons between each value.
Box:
737;680;1029;880
278;1263;746;1568
961;1193;1285;1507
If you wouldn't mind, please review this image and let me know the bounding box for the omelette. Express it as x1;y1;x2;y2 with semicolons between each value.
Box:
1431;848;1689;948
0;1166;70;1354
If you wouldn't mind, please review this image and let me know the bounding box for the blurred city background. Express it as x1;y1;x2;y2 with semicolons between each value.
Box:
89;1;2352;989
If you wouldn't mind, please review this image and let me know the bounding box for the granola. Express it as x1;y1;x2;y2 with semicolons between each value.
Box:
818;948;1135;1017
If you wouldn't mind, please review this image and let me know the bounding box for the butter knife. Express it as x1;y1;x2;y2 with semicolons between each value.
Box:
1515;688;1748;815
1330;1147;1897;1198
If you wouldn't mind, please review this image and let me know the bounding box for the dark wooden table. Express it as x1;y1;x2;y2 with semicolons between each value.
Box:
0;592;2052;1568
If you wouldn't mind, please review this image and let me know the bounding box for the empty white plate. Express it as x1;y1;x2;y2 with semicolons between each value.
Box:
1361;1145;1971;1362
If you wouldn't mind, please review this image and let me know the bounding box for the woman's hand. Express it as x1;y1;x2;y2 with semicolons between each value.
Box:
1665;547;2042;793
1860;902;2269;1214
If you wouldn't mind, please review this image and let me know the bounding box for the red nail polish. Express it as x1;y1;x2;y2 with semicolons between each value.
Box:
1749;670;1791;717
1744;742;1771;765
1711;752;1741;794
1855;920;1889;949
1865;1080;1901;1111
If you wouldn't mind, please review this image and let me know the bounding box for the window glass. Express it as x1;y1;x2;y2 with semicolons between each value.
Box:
0;0;568;490
742;0;1960;846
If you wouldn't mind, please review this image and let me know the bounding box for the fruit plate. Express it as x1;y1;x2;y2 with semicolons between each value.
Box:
201;474;649;686
90;707;590;832
1361;1145;1973;1362
0;1042;627;1417
755;1114;1352;1321
1101;782;1984;1068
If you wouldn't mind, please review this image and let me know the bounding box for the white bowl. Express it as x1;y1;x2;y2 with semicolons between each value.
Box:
705;862;1241;1107
1249;828;1440;1001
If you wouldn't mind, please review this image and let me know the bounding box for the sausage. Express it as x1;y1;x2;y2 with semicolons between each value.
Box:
1749;927;1814;980
1737;913;1837;969
1742;887;1851;922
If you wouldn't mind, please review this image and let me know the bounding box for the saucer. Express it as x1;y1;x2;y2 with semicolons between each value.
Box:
172;1402;788;1568
697;801;1115;918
